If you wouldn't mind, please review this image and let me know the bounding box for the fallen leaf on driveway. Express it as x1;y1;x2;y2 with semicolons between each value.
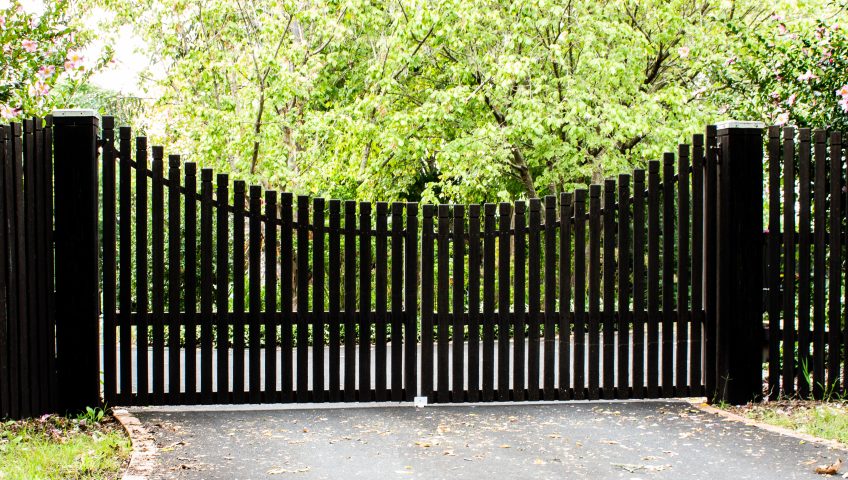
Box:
815;458;842;475
268;467;311;475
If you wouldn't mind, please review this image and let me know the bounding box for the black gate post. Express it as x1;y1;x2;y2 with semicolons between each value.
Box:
713;121;765;404
52;110;101;413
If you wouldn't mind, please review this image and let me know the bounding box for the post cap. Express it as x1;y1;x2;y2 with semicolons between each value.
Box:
52;109;100;127
715;120;765;130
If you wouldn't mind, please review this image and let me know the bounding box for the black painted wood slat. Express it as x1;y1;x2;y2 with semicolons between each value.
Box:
452;205;465;402
327;199;340;401
296;196;310;402
391;202;404;401
360;202;372;401
497;203;512;401
528;198;542;401
661;152;675;395
232;182;246;403
482;204;496;401
468;204;481;402
421;204;436;400
573;190;587;400
543;196;556;400
513;201;526;401
167;156;181;403
559;193;573;399
199;169;214;404
617;175;631;399
437;204;450;403
151;146;165;404
184;163;198;403
796;129;811;399
647;161;660;398
632;170;646;399
602;180;615;400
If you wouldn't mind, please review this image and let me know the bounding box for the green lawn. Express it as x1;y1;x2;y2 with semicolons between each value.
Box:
732;401;848;444
0;411;130;480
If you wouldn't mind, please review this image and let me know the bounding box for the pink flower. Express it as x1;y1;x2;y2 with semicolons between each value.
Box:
797;70;817;82
778;23;787;35
0;105;20;120
775;112;790;125
840;97;848;114
29;81;49;97
64;52;84;71
37;65;55;79
678;46;690;58
724;56;737;66
786;93;797;106
21;39;37;53
837;84;848;98
0;16;6;29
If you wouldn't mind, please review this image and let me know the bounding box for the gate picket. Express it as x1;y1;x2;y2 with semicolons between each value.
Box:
828;132;842;391
691;135;704;397
528;198;542;401
101;119;116;404
632;169;646;399
216;174;229;403
437;204;450;403
312;197;325;402
375;202;388;401
676;145;690;395
421;204;435;400
391;202;404;401
167;157;181;403
200;169;214;403
513;201;526;401
135;137;149;405
588;185;601;400
482;204;496;401
647;160;660;398
543;195;556;400
343;201;356;401
404;203;418;401
119;127;133;403
468;204;481;402
796;129;811;399
232;181;247;403
617;175;631;399
327;199;340;401
184;163;198;403
602;180;615;400
573;190;587;400
360;202;372;401
296;196;310;402
452;205;466;402
662;152;675;396
266;191;278;400
497;203;511;401
559;193;573;400
151;147;165;404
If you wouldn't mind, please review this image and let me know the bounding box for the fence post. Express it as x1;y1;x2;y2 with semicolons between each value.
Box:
713;120;765;404
52;110;101;413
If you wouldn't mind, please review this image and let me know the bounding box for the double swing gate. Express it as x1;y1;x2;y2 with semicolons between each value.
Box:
96;118;711;407
7;111;844;418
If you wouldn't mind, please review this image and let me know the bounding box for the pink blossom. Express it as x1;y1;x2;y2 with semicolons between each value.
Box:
841;97;848;114
29;81;49;97
0;16;5;29
837;84;848;98
37;65;55;79
775;112;790;125
21;39;37;53
770;14;783;21
0;105;20;120
786;93;797;106
64;52;84;71
778;23;787;35
678;46;690;58
724;56;737;66
797;70;817;82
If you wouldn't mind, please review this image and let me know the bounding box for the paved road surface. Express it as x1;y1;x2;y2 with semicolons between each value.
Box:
132;400;839;479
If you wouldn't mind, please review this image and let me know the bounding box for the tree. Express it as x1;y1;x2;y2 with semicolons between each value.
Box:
711;1;848;131
0;0;111;119
104;0;772;202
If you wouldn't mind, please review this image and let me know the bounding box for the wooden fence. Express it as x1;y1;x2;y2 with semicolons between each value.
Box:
0;119;57;419
2;112;846;418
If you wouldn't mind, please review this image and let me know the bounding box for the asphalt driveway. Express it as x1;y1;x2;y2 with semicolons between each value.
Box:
132;400;842;479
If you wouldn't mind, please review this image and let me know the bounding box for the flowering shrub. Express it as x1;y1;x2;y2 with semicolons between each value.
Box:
712;10;848;131
0;1;110;120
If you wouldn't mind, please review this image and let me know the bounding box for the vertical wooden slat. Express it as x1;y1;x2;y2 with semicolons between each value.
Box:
249;187;263;403
34;119;49;412
232;182;246;403
12;123;27;415
482;204;496;401
796;129;811;398
813;130;826;398
513;201;526;401
632;170;646;399
527;198;542;401
343;201;356;401
359;201;372;401
167;156;182;403
43;118;56;410
23;119;38;413
559;193;573;399
704;126;718;398
0;126;9;417
151;146;165;404
404;202;418;401
785;126;798;396
199;169;214;404
375;202;388;401
588;185;601;400
573;189;587;400
327;199;340;401
828;131;842;392
183;163;197;403
436;204;450;403
101;118;117;405
452;205;465;402
265;191;278;400
312;197;324;402
647;160;661;398
691;135;705;396
118;127;133;404
661;152;675;396
766;127;782;397
497;202;512;401
468;204;481;402
617;175;631;399
391;202;404;401
421;204;436;400
296;195;309;402
279;193;293;401
677;144;690;394
3;124;20;416
135;137;150;405
215;174;229;403
543;196;556;400
602;180;616;400
528;198;542;401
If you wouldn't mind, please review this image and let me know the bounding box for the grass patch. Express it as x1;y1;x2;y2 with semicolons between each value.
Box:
0;411;130;480
729;400;848;444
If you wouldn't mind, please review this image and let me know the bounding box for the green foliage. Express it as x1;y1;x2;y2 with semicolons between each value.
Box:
95;0;776;203
0;0;112;119
77;407;106;424
711;2;848;130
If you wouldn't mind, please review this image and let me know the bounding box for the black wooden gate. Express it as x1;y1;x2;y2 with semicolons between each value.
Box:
3;112;803;418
